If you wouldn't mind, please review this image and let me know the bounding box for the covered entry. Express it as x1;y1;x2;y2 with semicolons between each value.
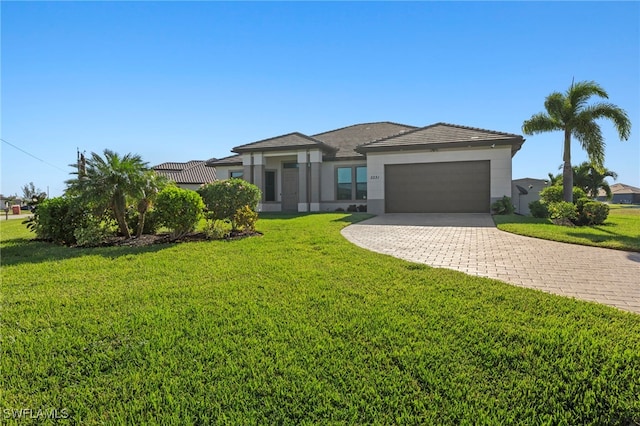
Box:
384;161;490;213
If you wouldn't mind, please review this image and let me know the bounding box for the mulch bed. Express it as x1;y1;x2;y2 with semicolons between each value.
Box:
100;230;262;247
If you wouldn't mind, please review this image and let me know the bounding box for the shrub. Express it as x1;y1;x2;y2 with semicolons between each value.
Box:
576;200;610;226
233;205;258;232
154;186;204;238
126;208;160;236
540;186;587;204
548;201;577;225
528;200;549;218
74;218;114;247
198;179;261;230
24;196;90;245
204;219;229;240
357;204;367;212
491;196;515;215
347;205;358;212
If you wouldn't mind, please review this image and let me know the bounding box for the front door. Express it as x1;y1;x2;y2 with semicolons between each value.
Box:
282;164;299;211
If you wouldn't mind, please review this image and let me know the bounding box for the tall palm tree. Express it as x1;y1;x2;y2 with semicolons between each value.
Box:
572;161;617;200
66;149;148;238
522;80;631;202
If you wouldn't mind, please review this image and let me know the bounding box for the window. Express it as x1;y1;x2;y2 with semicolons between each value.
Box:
265;170;276;202
355;166;367;200
337;167;352;200
230;170;243;179
337;166;367;200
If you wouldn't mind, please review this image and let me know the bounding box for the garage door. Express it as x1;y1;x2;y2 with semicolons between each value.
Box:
385;161;490;213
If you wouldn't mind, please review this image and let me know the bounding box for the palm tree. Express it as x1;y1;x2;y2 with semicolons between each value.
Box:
547;172;562;186
134;171;167;237
66;149;149;238
572;161;617;200
522;80;631;202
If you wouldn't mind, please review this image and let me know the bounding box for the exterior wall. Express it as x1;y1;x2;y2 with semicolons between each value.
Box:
234;150;329;213
366;146;513;215
319;159;368;212
512;178;549;215
214;166;243;180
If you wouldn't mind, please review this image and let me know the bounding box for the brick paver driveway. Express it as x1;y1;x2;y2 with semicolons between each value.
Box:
341;213;640;314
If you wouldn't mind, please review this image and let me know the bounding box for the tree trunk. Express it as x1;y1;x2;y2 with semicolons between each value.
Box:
136;200;149;238
136;213;145;238
562;129;573;202
112;196;131;238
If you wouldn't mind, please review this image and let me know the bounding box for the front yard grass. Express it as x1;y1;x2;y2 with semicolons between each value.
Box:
1;214;639;424
493;205;640;251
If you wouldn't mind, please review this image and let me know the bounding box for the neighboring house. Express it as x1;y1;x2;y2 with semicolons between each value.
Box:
597;183;640;204
153;160;217;191
207;122;525;215
511;178;550;215
1;195;24;207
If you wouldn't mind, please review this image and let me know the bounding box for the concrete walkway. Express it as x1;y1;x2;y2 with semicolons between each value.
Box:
341;213;640;314
2;213;32;221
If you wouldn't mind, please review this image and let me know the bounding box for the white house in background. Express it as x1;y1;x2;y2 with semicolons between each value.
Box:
153;160;217;191
511;178;550;215
207;122;525;215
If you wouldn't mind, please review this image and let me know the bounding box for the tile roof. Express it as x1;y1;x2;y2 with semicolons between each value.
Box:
232;132;336;154
313;122;417;159
206;155;242;166
153;160;202;171
213;121;524;162
598;183;640;196
153;160;217;184
356;123;524;155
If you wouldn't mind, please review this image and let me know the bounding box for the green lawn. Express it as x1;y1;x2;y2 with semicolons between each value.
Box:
1;214;639;424
494;205;640;251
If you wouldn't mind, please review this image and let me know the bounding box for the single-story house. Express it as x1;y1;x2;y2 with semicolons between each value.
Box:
597;183;640;204
153;160;217;191
511;178;550;215
207;122;525;215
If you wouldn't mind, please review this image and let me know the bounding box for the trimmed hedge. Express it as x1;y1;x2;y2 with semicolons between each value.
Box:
198;179;261;231
155;186;204;238
25;196;91;245
540;185;587;204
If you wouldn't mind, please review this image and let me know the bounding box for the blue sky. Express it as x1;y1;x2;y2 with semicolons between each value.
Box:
2;1;638;198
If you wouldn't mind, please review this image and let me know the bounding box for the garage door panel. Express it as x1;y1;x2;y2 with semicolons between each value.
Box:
385;161;490;213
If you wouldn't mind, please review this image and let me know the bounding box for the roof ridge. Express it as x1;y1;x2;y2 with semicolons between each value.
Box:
357;122;523;149
434;122;523;138
356;123;439;148
233;131;337;154
234;131;327;149
612;182;640;190
312;121;417;137
206;154;240;166
182;160;206;170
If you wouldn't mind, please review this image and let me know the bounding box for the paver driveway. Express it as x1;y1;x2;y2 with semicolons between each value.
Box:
341;213;640;314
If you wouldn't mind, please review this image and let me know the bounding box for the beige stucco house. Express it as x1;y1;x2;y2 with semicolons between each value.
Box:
208;122;525;215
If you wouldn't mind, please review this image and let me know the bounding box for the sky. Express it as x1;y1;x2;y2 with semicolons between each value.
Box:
2;1;639;198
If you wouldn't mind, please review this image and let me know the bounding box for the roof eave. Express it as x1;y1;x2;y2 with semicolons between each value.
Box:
356;138;523;154
232;143;338;155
